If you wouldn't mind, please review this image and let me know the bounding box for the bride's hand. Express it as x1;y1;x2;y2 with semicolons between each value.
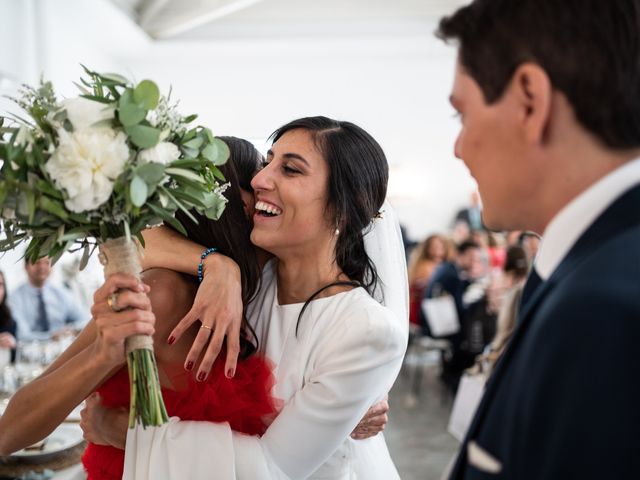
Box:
91;273;155;369
350;396;390;440
166;254;243;381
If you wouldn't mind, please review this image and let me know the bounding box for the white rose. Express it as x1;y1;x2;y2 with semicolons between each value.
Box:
61;97;115;131
45;128;129;212
137;142;180;165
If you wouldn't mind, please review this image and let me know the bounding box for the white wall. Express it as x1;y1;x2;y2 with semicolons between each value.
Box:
0;0;476;290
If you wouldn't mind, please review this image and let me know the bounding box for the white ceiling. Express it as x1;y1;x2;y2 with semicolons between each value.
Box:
109;0;468;39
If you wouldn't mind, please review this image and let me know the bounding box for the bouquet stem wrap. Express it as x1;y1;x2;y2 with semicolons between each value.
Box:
98;236;168;428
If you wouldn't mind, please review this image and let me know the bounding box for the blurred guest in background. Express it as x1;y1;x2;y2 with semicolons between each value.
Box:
422;240;484;390
483;245;529;369
408;234;448;326
518;231;540;266
0;270;17;364
453;191;483;231
9;257;85;341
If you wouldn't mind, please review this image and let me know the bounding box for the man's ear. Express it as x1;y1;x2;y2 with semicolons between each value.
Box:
509;63;553;144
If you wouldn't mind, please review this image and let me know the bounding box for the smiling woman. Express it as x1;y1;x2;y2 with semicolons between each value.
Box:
86;116;408;480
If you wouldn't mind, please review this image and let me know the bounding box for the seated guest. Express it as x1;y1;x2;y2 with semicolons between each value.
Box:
421;240;484;390
0;270;17;363
408;234;448;326
9;257;85;341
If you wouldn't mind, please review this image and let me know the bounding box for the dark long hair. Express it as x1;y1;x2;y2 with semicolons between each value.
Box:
0;271;13;331
170;137;262;358
269;116;389;333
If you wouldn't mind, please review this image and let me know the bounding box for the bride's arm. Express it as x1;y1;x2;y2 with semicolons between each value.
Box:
122;304;407;480
0;275;153;455
140;226;243;378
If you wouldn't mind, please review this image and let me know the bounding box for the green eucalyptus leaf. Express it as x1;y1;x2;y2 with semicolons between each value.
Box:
182;137;203;150
180;146;199;159
99;73;129;85
147;203;187;236
135;162;165;185
205;202;226;221
130;175;148;207
165;167;205;183
133;80;160;110
118;103;146;127
211;166;226;182
126;125;160;149
201;138;230;166
169;158;201;169
183;114;197;124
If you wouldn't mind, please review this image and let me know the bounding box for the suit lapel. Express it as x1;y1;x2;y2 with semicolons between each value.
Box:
450;183;640;479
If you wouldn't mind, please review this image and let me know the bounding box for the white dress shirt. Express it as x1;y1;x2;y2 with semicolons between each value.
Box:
535;157;640;280
124;259;406;479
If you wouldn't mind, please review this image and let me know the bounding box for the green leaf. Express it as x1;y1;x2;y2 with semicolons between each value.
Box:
201;138;230;166
147;203;187;236
130;175;148;207
135;231;146;248
99;72;129;85
182;137;203;150
79;242;91;270
211;166;226;182
165;167;205;183
183;114;197;124
135;162;165;185
169;158;201;169
118;103;146;127
205;200;227;221
36;180;63;199
133;80;160;110
40;196;69;220
126;125;160;149
26;190;36;223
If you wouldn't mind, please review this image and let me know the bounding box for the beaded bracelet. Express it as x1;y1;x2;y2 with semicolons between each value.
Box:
198;247;218;283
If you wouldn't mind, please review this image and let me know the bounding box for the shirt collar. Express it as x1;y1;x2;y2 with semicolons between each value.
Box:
535;157;640;280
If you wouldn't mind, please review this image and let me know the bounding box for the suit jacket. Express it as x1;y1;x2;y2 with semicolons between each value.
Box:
450;183;640;479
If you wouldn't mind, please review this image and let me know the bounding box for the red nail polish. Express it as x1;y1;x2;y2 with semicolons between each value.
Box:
226;368;235;379
186;361;194;371
197;371;206;382
167;336;175;345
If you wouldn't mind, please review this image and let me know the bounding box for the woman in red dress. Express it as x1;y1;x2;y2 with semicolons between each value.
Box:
0;138;279;480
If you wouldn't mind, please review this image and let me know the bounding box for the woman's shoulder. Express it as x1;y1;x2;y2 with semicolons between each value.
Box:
141;269;196;323
326;288;406;347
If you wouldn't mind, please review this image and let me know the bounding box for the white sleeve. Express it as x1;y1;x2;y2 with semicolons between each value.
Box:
123;304;406;480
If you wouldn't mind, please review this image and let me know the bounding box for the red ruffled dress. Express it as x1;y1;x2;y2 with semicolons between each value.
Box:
81;354;278;480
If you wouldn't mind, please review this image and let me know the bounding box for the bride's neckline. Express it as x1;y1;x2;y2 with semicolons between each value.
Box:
274;283;360;308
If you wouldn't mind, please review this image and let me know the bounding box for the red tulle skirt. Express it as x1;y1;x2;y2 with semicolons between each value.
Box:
82;353;277;480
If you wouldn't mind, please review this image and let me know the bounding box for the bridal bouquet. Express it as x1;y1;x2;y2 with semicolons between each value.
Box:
0;66;230;427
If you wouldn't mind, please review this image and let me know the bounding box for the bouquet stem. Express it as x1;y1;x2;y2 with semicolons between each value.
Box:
99;236;168;428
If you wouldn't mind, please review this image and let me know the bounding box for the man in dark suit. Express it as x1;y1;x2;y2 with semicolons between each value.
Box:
437;0;640;478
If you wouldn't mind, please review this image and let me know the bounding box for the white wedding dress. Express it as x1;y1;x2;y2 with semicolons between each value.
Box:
123;202;409;480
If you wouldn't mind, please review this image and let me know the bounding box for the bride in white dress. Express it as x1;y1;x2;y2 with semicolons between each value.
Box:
86;116;409;479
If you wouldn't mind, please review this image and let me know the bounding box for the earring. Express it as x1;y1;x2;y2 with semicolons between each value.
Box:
335;219;340;236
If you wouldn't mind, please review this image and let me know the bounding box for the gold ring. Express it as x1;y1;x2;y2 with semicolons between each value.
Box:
200;324;213;331
107;292;121;312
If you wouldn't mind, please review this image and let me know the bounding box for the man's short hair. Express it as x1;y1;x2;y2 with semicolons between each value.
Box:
437;0;640;150
457;240;480;255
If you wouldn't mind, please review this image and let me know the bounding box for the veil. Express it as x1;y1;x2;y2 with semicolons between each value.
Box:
363;200;409;335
